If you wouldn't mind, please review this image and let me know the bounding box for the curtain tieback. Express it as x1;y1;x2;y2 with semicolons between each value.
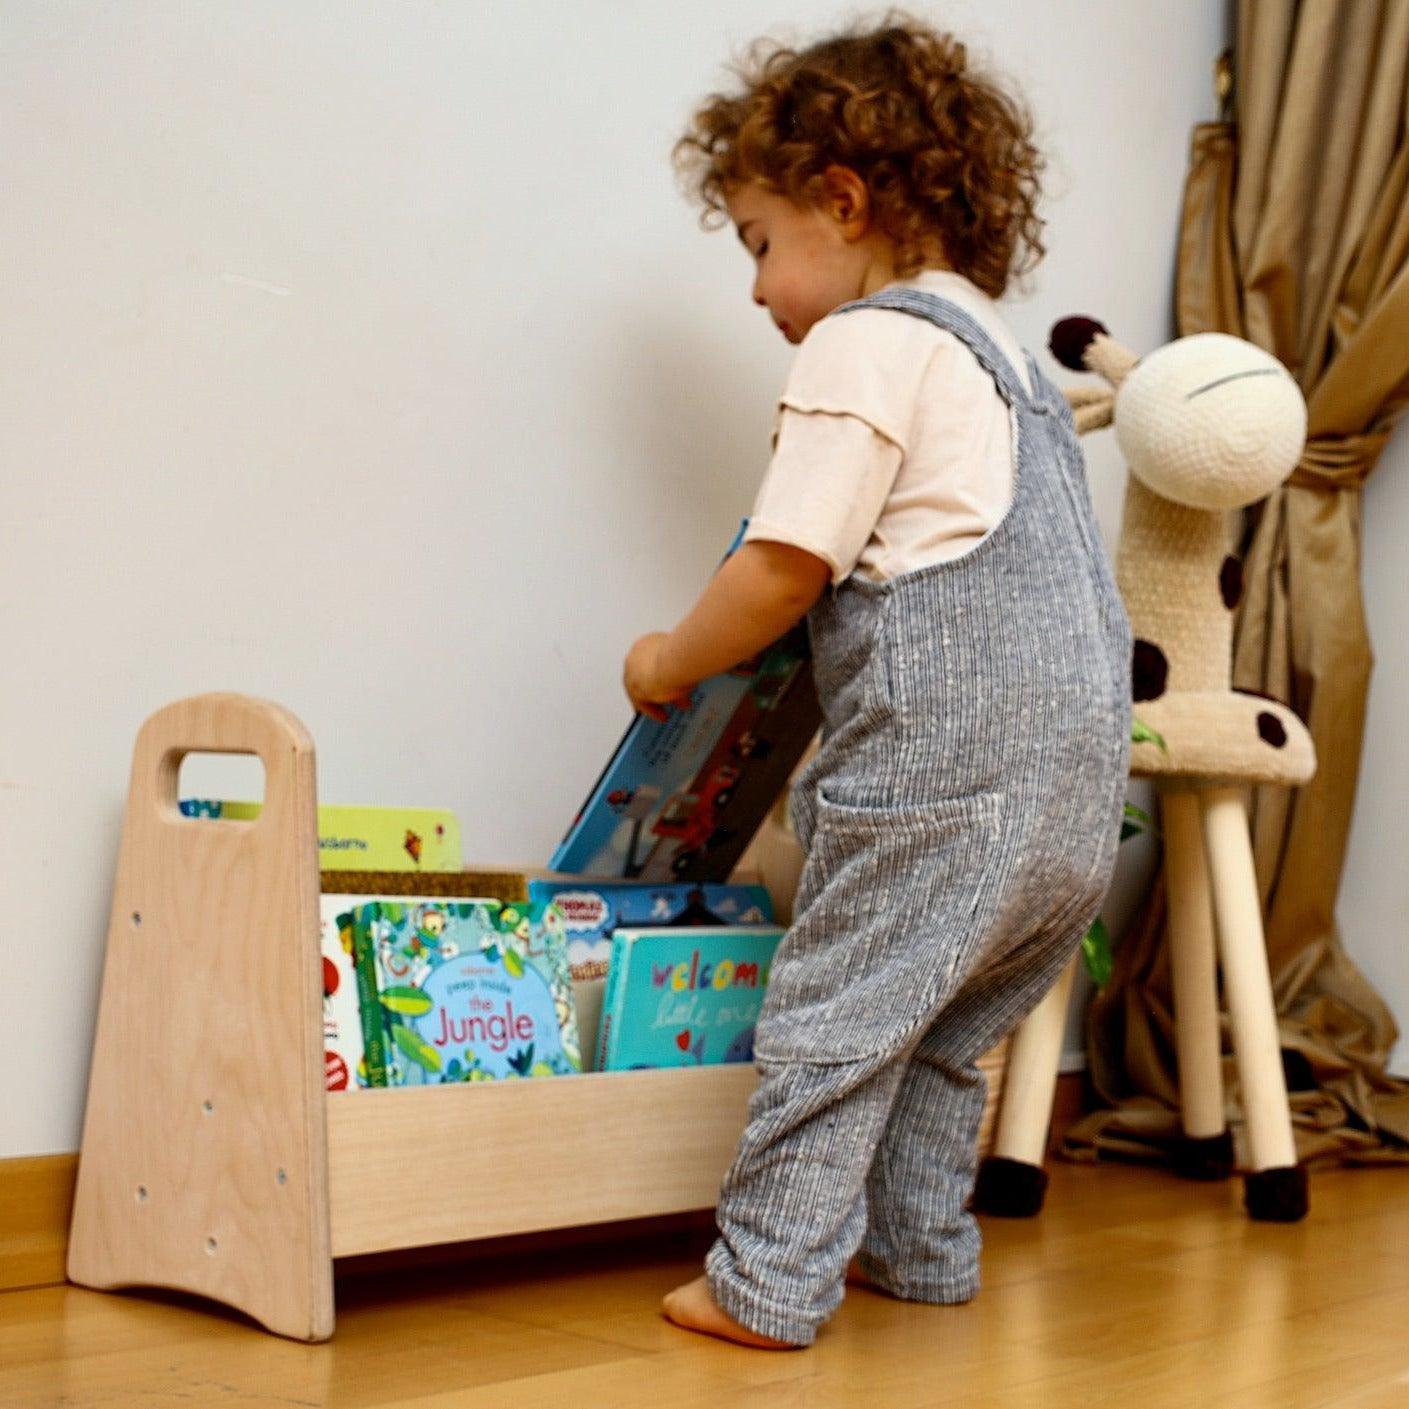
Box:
1286;429;1393;491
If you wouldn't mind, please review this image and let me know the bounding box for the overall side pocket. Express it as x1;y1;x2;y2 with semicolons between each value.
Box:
752;786;1009;1066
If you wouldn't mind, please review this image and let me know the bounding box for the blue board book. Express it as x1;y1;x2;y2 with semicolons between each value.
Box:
349;898;581;1085
596;925;785;1071
526;880;775;980
549;522;821;884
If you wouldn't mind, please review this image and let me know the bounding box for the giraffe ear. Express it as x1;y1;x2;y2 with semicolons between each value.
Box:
1049;316;1109;370
1065;385;1115;434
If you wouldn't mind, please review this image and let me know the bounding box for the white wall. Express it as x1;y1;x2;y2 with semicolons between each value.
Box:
1;0;1230;1159
1340;421;1409;1075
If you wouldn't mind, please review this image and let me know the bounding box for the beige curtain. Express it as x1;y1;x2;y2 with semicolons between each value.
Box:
1066;0;1409;1167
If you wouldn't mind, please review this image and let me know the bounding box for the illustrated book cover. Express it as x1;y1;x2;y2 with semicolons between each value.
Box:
525;880;775;981
548;522;821;884
180;800;463;872
348;897;582;1085
596;924;784;1072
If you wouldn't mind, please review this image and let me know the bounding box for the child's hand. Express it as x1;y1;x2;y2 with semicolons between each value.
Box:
624;633;695;723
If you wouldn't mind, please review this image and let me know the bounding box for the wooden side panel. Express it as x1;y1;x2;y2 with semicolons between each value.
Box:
66;695;333;1341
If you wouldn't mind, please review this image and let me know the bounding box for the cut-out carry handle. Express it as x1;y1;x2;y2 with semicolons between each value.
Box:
175;751;268;815
132;693;316;829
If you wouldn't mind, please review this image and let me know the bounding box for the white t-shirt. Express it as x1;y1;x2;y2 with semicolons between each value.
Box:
743;269;1031;586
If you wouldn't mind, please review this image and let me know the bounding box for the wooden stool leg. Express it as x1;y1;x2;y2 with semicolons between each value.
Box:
1199;787;1308;1221
972;957;1077;1217
1161;786;1234;1180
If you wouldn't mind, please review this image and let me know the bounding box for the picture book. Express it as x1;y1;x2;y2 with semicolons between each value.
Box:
596;925;784;1072
320;896;367;1092
349;897;582;1085
525;880;775;981
179;801;463;872
319;872;528;1093
548;522;821;883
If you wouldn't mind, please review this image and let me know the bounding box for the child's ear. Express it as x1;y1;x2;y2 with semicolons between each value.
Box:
820;165;871;239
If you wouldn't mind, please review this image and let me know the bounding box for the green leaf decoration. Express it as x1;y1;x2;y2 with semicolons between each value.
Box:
1081;916;1114;987
1131;718;1168;752
454;903;472;919
502;946;525;978
384;902;406;924
391;1023;442;1072
380;986;433;1016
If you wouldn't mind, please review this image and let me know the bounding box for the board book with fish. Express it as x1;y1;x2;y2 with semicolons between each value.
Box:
549;521;821;883
596;925;785;1072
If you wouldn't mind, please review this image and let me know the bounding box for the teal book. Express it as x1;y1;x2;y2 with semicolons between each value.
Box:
350;898;581;1085
597;925;784;1071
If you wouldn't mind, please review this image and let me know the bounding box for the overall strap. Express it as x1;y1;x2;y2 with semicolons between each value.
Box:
831;288;1041;414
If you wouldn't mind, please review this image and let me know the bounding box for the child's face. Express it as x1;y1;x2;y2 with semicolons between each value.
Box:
724;175;887;345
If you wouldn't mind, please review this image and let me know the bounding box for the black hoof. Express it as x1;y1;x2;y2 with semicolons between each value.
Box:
1244;1165;1309;1222
972;1156;1048;1218
1171;1130;1235;1182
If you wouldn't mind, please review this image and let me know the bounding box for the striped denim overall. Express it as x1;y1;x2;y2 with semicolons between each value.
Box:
705;289;1133;1345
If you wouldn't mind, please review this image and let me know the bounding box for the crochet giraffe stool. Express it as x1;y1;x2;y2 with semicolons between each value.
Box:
972;317;1315;1223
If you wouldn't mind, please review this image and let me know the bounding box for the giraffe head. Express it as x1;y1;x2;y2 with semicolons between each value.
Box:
1048;318;1306;509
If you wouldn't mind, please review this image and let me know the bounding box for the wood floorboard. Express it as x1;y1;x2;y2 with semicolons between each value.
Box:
3;1162;1406;1409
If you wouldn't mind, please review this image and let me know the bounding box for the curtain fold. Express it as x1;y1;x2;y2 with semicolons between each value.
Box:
1066;0;1409;1167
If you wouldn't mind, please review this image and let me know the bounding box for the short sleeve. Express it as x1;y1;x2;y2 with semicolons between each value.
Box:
775;307;940;451
743;407;904;586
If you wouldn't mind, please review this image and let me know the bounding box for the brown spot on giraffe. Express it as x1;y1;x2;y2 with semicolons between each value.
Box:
1132;640;1168;702
1257;712;1287;748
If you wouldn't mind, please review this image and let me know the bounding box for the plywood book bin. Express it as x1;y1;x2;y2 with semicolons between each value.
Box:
66;693;1010;1341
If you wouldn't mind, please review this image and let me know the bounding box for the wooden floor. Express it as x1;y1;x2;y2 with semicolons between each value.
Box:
5;1162;1409;1409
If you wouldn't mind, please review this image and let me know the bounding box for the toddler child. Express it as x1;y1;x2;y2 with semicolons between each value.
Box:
623;14;1132;1349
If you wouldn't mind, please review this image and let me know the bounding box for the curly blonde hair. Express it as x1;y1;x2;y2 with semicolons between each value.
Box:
674;13;1046;298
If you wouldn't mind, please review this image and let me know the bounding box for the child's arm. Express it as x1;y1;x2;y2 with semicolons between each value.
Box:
624;540;832;721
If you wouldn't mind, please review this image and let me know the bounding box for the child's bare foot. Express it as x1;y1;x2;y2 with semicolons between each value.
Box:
661;1275;802;1350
